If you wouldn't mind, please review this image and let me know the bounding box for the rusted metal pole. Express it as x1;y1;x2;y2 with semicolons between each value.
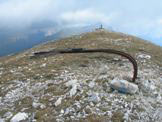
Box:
33;48;138;83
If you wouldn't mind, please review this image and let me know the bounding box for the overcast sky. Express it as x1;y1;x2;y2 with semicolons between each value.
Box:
0;0;162;45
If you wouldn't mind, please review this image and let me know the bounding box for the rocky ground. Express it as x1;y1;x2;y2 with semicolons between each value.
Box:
0;30;162;122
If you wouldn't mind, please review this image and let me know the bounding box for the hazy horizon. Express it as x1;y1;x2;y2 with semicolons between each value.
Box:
0;0;162;57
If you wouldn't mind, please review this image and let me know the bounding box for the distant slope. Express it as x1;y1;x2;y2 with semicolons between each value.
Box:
0;25;95;57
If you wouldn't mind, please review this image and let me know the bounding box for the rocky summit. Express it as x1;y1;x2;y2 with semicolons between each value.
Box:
0;30;162;122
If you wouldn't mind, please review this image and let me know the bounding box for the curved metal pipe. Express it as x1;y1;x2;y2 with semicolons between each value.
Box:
33;48;138;83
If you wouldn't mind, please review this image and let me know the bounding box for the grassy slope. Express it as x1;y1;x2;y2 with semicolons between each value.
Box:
0;29;162;121
27;30;162;66
0;29;162;102
1;29;162;65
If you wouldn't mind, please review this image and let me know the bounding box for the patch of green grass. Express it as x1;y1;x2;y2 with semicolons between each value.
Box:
35;108;56;121
111;111;124;122
14;97;33;112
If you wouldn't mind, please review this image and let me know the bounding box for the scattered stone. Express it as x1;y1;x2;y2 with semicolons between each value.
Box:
0;118;4;122
140;80;156;93
0;46;162;122
32;102;40;109
40;63;46;67
65;80;79;97
88;93;101;103
110;78;139;94
64;107;76;116
64;108;70;115
10;112;28;122
113;58;120;61
154;108;162;120
60;109;64;114
65;80;78;87
102;82;112;92
69;84;78;97
137;53;151;60
3;112;13;120
84;106;92;114
88;81;95;88
89;102;95;107
54;97;62;107
40;104;46;109
32;102;46;109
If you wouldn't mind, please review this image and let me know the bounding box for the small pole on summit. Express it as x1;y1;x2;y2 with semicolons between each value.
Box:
100;24;103;29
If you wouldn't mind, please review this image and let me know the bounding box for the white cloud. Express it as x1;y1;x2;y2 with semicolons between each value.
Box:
60;9;118;25
157;19;162;25
0;0;161;45
0;0;59;28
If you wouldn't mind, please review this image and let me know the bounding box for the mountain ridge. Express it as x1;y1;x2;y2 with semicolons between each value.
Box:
0;29;162;122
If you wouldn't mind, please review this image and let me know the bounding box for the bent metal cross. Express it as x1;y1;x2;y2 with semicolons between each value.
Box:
32;48;138;83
